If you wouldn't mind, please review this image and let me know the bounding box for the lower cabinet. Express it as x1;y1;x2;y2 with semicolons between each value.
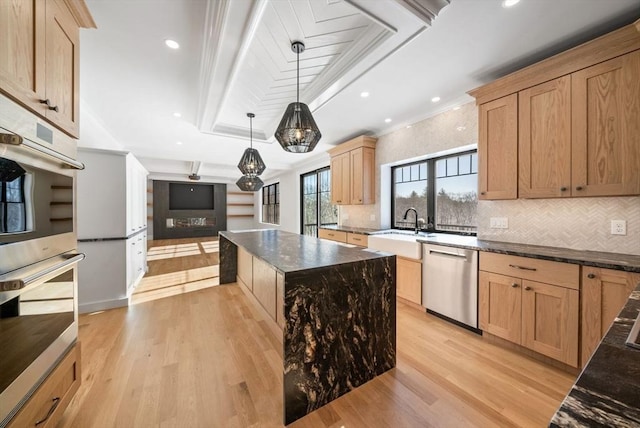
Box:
581;267;640;366
236;246;285;330
78;233;147;313
396;256;421;305
318;229;368;247
479;253;579;367
8;344;81;428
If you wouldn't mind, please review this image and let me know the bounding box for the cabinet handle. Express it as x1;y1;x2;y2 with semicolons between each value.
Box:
587;273;596;279
575;186;584;191
480;191;486;195
39;99;59;112
560;187;567;191
511;283;519;288
35;397;60;426
336;200;342;203
524;286;532;291
508;264;537;272
138;251;142;255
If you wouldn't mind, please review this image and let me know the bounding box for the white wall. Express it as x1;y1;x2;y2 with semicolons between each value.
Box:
254;156;332;234
78;101;124;150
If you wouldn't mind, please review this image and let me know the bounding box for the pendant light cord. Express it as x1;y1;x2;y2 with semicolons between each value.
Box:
296;47;300;104
249;115;253;149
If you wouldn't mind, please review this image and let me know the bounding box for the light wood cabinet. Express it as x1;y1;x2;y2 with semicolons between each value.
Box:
519;76;572;198
330;152;350;205
328;136;377;205
470;22;640;199
8;344;80;428
0;0;93;138
237;246;253;291
396;256;421;305
318;228;347;243
319;229;369;247
478;94;518;200
479;252;579;367
571;51;640;197
252;257;277;321
581;267;640;366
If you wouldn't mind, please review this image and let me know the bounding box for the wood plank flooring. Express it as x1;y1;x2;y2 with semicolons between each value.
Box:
60;237;576;427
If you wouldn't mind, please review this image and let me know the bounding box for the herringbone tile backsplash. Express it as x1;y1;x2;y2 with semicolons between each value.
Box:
477;197;640;255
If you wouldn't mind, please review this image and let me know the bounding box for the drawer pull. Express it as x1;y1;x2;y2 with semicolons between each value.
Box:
35;397;60;426
524;286;532;291
509;264;537;272
587;273;596;279
511;283;518;288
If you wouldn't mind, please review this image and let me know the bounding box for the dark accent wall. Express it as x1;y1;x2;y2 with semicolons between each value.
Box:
153;180;227;239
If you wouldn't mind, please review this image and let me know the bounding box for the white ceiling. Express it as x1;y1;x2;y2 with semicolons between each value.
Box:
80;0;640;183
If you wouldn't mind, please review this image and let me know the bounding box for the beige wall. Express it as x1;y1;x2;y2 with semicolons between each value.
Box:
341;102;640;255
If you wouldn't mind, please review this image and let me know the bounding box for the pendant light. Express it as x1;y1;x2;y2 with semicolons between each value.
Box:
236;174;264;192
274;41;321;153
236;112;265;192
237;113;266;176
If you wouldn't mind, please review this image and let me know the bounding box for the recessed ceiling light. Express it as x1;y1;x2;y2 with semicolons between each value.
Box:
456;126;466;132
406;125;412;129
360;91;370;98
384;118;392;123
452;106;461;111
165;39;180;49
173;112;182;118
431;96;441;103
176;141;183;145
502;0;520;7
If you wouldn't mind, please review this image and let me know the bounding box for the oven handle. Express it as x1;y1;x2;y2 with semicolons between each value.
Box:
0;253;85;291
0;132;85;170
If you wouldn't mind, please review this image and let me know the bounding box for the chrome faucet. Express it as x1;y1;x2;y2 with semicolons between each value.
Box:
403;207;419;234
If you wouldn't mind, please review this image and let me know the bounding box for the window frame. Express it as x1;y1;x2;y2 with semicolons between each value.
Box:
261;182;280;225
299;167;337;236
391;149;478;235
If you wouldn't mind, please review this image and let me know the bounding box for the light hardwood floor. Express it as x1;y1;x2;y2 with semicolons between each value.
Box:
61;237;576;427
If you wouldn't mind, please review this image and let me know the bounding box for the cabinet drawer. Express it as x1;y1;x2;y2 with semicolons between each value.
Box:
480;252;579;290
318;229;347;243
9;343;81;428
346;233;368;247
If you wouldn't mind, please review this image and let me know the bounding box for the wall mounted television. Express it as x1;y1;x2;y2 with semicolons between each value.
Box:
169;183;214;210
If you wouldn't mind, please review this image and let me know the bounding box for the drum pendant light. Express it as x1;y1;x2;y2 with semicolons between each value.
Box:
274;41;321;153
237;112;265;192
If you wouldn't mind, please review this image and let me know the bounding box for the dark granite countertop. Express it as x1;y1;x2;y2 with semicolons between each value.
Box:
319;226;640;272
220;229;392;274
551;283;640;427
413;234;640;273
319;225;385;235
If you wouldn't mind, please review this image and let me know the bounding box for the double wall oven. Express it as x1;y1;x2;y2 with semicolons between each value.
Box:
0;118;84;426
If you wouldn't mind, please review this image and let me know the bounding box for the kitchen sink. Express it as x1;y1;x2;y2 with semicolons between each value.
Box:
367;233;423;260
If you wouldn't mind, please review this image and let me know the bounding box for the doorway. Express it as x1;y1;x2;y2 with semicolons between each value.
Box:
300;167;338;237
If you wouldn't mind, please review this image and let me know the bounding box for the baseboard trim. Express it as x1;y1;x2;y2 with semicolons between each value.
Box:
79;297;128;314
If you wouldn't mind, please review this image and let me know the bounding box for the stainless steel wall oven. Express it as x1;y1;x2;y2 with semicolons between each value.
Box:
0;125;84;426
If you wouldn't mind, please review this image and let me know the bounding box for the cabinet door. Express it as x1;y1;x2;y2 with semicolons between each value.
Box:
572;50;640;197
581;268;640;366
44;0;80;137
478;94;518;199
350;147;375;204
519;76;571;198
0;0;46;114
479;271;521;343
521;280;578;367
330;152;350;204
252;257;277;320
396;257;421;305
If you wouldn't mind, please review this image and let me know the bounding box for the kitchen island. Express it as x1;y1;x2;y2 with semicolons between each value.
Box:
219;229;396;425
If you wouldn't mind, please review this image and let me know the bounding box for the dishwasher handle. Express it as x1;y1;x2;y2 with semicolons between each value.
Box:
428;249;468;259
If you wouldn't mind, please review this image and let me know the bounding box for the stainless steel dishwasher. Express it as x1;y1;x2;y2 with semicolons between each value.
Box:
422;243;479;331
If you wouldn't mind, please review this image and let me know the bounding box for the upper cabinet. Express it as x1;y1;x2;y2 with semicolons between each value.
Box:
328;135;377;205
0;0;95;138
478;94;517;200
470;21;640;200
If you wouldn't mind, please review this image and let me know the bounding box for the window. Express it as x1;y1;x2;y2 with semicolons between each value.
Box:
301;167;337;236
1;175;27;233
392;151;478;234
261;183;279;225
